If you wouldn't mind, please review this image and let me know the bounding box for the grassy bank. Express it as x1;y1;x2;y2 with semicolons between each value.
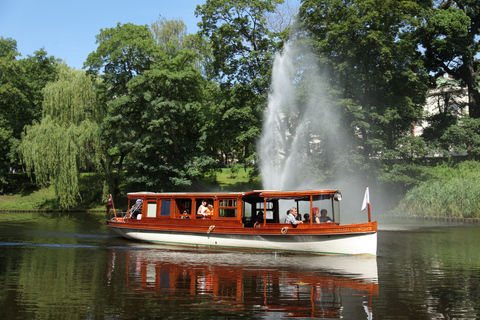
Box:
391;161;480;219
0;167;261;212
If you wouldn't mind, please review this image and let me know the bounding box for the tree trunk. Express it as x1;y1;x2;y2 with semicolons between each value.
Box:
464;58;480;119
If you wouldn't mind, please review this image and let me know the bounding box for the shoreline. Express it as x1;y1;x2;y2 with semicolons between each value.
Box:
0;209;105;214
384;215;480;224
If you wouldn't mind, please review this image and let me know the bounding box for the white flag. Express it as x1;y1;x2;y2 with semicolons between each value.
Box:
361;186;370;211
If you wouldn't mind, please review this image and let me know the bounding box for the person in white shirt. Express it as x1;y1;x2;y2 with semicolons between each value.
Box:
197;200;208;216
284;207;303;225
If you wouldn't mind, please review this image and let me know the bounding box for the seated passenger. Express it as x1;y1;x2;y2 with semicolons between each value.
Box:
130;199;143;219
312;207;320;223
284;207;303;225
247;211;264;227
320;209;333;223
205;204;214;218
181;209;190;219
303;213;310;223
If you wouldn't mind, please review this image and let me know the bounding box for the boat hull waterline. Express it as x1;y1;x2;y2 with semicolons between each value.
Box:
108;223;377;255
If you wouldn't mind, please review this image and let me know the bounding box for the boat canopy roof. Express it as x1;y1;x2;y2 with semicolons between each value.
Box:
126;189;340;202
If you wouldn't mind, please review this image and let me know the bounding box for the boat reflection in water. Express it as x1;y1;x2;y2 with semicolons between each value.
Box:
109;245;378;318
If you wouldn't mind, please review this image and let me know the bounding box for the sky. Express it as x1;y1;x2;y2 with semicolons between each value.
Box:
0;0;205;70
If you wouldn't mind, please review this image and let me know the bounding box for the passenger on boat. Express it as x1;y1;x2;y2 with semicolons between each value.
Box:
205;204;214;217
303;213;310;223
130;199;143;219
296;210;303;221
181;209;190;219
285;207;303;225
197;200;208;216
312;207;321;223
320;209;333;223
247;211;264;227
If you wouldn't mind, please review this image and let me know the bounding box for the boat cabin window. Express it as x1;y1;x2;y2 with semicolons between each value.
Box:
160;200;171;216
195;198;214;215
175;199;192;218
255;202;276;222
218;199;237;218
146;200;157;218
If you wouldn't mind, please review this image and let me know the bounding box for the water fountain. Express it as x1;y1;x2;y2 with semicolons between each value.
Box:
259;42;342;191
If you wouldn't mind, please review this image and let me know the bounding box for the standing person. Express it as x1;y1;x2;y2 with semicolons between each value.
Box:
320;209;333;223
285;207;303;225
197;200;208;216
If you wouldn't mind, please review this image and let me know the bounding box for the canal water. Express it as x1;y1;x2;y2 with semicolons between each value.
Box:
0;213;479;319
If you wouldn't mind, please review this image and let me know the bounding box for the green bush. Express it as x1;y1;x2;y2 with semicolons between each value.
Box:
394;161;480;218
228;163;241;179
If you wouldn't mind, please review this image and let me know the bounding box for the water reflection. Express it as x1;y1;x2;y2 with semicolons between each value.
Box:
108;246;378;319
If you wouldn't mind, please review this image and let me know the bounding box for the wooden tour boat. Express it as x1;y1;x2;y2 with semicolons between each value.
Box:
106;189;377;255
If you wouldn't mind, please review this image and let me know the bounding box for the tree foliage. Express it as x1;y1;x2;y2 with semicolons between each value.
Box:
418;0;480;118
299;0;430;176
195;0;286;166
119;48;215;190
85;23;158;194
20;66;103;209
195;0;283;93
151;16;188;52
85;22;215;193
0;37;58;191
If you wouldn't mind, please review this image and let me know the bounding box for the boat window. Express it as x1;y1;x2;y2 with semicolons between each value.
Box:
175;199;192;217
160;200;171;216
218;199;237;218
146;201;157;218
256;202;275;220
242;202;253;220
195;198;214;215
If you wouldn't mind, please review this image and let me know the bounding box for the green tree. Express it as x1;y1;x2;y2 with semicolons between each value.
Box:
0;38;58;191
85;21;216;192
151;16;213;76
441;116;480;159
299;0;429;175
19;66;103;209
85;23;156;101
85;23;157;194
117;48;215;190
195;0;285;166
0;38;26;189
418;0;480;118
151;16;188;52
195;0;284;92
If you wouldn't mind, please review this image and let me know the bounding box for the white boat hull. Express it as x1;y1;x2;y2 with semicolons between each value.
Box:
109;226;377;256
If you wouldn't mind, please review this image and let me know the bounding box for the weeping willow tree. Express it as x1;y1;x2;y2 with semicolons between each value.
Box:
20;65;104;209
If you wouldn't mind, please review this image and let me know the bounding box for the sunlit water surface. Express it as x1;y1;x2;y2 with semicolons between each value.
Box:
0;213;479;319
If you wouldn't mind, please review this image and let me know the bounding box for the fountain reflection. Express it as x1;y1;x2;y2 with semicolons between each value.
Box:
108;246;378;318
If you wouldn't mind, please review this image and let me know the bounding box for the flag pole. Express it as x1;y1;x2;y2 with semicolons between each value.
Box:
366;186;371;222
362;186;371;222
